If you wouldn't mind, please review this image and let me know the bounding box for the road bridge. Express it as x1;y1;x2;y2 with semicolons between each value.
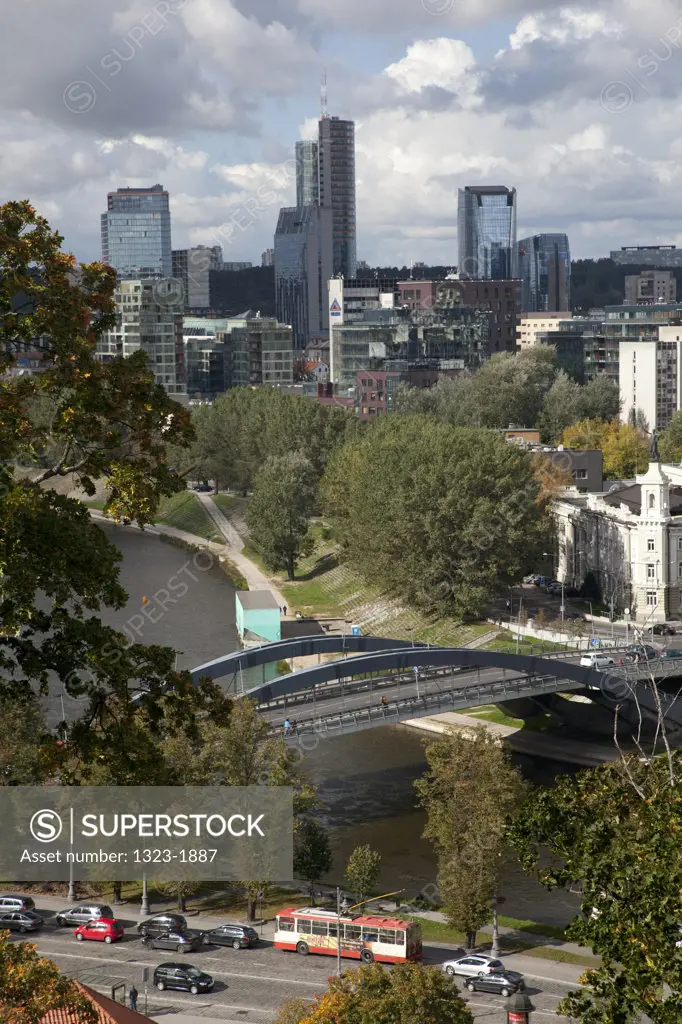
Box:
187;642;682;743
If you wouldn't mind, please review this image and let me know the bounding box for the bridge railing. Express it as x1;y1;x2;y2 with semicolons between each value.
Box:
270;672;586;740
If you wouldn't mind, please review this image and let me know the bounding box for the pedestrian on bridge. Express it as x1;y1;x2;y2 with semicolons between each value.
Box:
284;718;291;736
129;985;138;1011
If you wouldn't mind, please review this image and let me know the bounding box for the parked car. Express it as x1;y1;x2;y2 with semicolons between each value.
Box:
441;955;505;978
463;969;525;996
204;924;259;949
153;963;214;995
55;905;113;928
523;574;539;584
534;576;547;586
142;929;204;953
137;914;188;937
0;895;35;913
0;910;43;933
75;918;124;944
653;624;676;635
579;653;615;669
194;483;212;493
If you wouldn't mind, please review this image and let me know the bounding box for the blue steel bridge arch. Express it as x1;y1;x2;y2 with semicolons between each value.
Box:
197;646;616;704
189;634;430;686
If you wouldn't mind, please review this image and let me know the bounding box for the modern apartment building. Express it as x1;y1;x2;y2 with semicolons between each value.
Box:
295;140;319;207
396;277;521;353
221;317;294;388
101;184;172;279
261;248;275;267
97;279;186;398
457;186;517;280
624;270;677;305
172;245;223;310
517;233;571;312
611;245;682;268
619;338;682;431
318;116;357;278
274;205;333;350
517;312;573;350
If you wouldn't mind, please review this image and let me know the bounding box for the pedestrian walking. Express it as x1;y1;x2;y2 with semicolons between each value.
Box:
284;718;291;736
283;605;287;616
129;985;138;1011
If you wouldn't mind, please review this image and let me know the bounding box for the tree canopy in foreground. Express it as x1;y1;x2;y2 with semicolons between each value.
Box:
511;750;682;1023
297;962;473;1024
0;200;226;772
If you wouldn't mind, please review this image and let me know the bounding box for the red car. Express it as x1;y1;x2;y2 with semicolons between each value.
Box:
74;918;125;944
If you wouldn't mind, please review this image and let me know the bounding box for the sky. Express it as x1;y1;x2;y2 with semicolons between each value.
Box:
2;0;682;267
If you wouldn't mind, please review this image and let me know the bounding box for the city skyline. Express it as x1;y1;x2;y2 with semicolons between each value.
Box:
3;3;681;269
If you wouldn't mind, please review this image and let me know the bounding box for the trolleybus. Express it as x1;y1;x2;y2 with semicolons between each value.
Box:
274;907;422;964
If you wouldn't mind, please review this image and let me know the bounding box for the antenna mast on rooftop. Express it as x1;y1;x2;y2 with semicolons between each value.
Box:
321;69;328;119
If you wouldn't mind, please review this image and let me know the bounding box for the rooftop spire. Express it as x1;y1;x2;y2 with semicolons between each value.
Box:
321;69;328;119
650;428;660;462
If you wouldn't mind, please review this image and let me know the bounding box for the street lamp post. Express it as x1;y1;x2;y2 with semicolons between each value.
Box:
140;875;149;917
624;607;630;645
414;665;420;700
336;886;342;977
490;893;505;958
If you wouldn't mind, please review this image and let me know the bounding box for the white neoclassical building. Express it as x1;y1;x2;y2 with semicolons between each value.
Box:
554;458;682;624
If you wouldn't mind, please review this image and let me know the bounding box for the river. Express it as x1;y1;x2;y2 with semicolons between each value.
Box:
58;522;580;927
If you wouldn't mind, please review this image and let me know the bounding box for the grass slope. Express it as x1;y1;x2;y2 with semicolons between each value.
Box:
155;491;221;541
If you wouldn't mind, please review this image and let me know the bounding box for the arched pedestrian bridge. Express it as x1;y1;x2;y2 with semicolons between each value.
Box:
189;635;682;742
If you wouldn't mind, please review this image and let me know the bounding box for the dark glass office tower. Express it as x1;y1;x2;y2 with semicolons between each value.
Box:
101;184;172;279
295;140;319;206
457;186;517;280
517;233;571;312
318;116;356;279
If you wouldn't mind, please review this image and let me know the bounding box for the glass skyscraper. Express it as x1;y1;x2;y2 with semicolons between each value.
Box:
318;116;356;279
101;184;172;279
295;140;319;206
517;233;571;312
457;186;517;280
274;205;333;350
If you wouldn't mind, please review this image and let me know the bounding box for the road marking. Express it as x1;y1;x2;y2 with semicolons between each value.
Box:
43;949;325;988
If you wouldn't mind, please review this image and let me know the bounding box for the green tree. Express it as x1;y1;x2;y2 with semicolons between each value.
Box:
414;729;526;950
299;962;473;1024
660;409;682;464
0;931;98;1023
247;451;317;579
0;201;233;774
345;844;382;905
323;416;551;618
0;694;56;785
510;751;682;1023
294;817;333;903
537;370;583;443
580;375;621;423
154;878;202;913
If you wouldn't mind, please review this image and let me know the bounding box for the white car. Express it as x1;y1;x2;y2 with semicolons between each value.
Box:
579;653;615;669
442;954;505;977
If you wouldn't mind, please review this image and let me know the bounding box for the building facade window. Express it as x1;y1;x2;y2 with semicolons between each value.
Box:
647;592;658;607
648;538;655;551
647;564;656;579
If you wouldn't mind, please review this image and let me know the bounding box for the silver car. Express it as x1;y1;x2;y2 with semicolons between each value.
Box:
442;954;505;977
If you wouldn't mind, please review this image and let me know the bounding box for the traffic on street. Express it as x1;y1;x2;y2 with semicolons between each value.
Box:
1;896;579;1021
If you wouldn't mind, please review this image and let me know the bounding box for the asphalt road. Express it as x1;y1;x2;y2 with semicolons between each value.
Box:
14;917;576;1022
